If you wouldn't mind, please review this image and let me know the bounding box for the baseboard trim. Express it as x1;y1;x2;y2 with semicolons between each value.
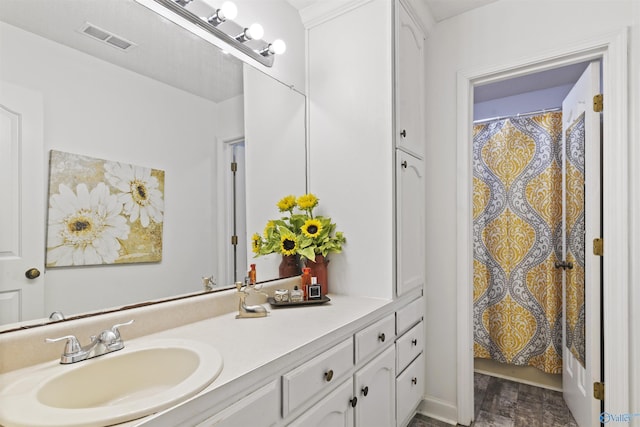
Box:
417;396;458;425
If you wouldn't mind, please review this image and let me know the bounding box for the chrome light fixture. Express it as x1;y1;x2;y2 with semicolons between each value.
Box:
135;0;286;67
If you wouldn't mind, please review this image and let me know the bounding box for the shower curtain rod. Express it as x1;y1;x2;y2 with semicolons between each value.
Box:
473;107;562;124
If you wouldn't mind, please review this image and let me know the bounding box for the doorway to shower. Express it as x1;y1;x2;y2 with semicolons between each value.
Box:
471;60;602;426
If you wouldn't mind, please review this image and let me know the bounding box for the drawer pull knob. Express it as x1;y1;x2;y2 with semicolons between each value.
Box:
324;370;334;382
361;386;369;397
400;129;407;138
350;397;358;408
378;333;386;342
412;377;418;385
412;339;418;346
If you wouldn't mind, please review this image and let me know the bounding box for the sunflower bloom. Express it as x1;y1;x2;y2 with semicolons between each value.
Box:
277;195;296;212
280;235;298;256
263;220;276;238
297;193;318;211
251;233;262;254
302;219;323;238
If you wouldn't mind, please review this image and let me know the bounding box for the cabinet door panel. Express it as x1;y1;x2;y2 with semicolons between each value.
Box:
396;150;425;297
354;346;396;427
197;380;279;427
288;379;354;427
396;352;424;427
395;0;425;159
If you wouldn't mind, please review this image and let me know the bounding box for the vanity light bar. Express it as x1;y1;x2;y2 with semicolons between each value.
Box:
135;0;284;67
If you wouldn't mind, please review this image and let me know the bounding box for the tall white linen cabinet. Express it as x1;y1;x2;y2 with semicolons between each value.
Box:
306;0;426;425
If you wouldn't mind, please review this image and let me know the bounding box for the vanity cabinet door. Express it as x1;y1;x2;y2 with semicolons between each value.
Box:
395;0;425;159
354;345;396;427
196;380;279;427
396;150;425;297
396;352;425;427
288;378;355;427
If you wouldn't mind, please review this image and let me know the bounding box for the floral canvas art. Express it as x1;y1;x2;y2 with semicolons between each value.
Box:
46;150;165;267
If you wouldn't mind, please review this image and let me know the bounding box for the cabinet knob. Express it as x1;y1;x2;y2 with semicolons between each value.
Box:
400;129;407;138
350;396;358;408
411;377;418;385
401;160;408;168
324;369;334;382
411;338;418;346
25;268;41;279
378;333;386;342
361;386;369;397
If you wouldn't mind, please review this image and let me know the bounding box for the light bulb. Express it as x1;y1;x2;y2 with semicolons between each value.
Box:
246;23;264;41
219;1;237;20
270;39;286;55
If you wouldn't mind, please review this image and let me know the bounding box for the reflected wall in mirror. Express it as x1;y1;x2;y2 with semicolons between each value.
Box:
0;0;306;331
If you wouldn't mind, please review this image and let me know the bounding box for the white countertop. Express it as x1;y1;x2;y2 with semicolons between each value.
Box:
135;293;392;425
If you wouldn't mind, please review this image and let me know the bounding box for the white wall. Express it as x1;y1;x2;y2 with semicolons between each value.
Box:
307;0;394;299
629;2;640;424
233;0;306;92
0;22;223;316
243;65;306;280
420;0;636;422
473;84;572;121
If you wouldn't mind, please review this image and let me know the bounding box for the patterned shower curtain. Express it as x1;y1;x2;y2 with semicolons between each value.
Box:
473;112;563;374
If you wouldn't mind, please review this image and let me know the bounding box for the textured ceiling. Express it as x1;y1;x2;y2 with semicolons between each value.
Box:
0;0;243;103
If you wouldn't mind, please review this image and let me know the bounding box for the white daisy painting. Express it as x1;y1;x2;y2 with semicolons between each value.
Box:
46;150;165;267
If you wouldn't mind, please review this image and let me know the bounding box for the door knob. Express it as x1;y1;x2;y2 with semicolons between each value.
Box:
25;268;41;279
554;261;574;270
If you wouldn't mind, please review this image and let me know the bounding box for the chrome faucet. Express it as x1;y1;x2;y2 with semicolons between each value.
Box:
45;320;134;364
235;281;268;319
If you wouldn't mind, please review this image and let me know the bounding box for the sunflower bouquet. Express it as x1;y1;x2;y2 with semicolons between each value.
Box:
251;193;346;261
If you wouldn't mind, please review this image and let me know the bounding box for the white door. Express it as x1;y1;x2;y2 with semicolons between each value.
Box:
0;81;45;326
396;150;424;297
354;346;396;427
561;61;601;427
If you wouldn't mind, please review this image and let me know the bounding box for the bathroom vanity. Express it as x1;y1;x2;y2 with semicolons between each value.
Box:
0;286;423;427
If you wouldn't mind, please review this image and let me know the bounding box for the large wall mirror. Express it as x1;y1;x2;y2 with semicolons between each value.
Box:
0;0;306;331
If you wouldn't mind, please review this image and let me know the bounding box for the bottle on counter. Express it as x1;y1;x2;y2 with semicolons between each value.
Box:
300;267;311;300
290;285;303;302
248;263;257;285
308;277;322;300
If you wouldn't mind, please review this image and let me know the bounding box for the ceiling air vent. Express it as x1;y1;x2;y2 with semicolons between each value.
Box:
78;23;136;51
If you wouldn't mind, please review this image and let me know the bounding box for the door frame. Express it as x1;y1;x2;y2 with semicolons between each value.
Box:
455;29;629;425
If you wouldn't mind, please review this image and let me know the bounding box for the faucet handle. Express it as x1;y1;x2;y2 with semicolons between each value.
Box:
110;319;134;340
45;335;82;355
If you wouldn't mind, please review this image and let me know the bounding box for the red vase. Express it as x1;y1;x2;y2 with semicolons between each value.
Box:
306;254;329;296
279;254;301;278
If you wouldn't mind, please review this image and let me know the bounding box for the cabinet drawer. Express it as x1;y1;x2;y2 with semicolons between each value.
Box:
282;338;353;417
355;313;395;364
396;353;424;427
396;321;424;374
396;297;424;335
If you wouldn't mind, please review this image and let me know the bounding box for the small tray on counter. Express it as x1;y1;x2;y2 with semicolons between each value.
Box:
267;296;331;308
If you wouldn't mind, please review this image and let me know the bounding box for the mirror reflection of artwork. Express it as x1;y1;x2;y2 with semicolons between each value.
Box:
46;150;165;267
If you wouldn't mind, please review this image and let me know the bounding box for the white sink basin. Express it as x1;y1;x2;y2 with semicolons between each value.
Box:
0;338;223;427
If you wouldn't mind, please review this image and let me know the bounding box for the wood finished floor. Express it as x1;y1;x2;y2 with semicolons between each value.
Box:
409;373;578;427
